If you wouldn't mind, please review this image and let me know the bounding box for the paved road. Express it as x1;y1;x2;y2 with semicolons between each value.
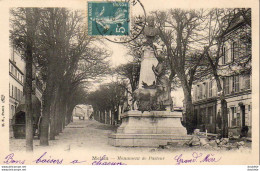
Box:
49;118;118;151
9;118;153;153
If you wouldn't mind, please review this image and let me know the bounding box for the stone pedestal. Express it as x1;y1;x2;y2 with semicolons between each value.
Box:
108;110;191;147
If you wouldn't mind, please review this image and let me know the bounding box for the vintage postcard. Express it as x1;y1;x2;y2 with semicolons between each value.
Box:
0;0;259;169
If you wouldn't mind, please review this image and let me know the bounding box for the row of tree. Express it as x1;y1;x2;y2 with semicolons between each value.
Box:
10;8;110;151
87;80;128;124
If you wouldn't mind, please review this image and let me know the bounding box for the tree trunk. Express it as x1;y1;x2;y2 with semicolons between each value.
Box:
40;87;51;146
206;50;229;137
24;9;34;152
25;39;33;152
66;104;71;125
221;98;228;137
183;86;194;134
59;102;64;131
66;103;74;125
49;101;56;140
213;69;229;138
52;88;61;135
62;113;66;130
40;66;55;146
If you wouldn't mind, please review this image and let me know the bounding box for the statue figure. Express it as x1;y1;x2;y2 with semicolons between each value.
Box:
143;16;159;47
152;51;172;110
137;16;159;88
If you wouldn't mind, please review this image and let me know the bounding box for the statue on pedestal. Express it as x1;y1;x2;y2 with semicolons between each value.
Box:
110;17;188;147
137;16;159;89
133;16;172;112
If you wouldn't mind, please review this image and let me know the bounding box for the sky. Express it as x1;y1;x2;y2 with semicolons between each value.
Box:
103;40;133;67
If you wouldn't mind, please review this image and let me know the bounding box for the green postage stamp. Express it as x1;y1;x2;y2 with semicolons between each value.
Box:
88;1;130;36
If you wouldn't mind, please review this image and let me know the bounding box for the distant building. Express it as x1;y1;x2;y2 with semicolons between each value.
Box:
192;11;252;137
73;104;93;120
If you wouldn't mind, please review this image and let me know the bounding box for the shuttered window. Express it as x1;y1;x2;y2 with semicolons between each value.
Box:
244;75;251;90
209;81;213;98
222;46;227;64
223;77;230;94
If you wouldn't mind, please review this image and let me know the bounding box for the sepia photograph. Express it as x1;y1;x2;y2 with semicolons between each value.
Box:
0;0;259;168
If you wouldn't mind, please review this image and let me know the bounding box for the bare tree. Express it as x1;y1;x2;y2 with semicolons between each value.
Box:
36;8;110;143
153;9;213;133
10;8;40;151
114;62;140;93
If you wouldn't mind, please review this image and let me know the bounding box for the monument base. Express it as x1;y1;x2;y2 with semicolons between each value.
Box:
108;110;191;147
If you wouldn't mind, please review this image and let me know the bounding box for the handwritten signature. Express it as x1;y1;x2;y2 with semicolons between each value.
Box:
174;152;222;165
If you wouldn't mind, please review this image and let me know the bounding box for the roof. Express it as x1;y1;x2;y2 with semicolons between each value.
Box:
220;10;251;38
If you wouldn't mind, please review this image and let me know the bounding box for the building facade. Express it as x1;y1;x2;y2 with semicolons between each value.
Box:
9;47;25;122
9;46;43;125
192;12;252;137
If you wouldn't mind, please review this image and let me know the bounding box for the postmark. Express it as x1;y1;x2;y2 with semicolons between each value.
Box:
88;1;130;36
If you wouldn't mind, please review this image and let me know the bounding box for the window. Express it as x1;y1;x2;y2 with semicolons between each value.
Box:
203;82;208;99
18;72;20;81
11;65;14;74
194;86;197;101
223;77;230;94
244;75;251;90
21;91;23;100
248;105;251;112
11;85;13;97
231;42;237;62
18;89;20;102
209;81;213;98
15;87;17;99
232;75;240;93
235;76;240;92
198;85;203;100
15;69;17;78
222;46;227;64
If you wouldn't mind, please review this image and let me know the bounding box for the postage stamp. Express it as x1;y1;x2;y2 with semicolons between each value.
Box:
88;1;130;36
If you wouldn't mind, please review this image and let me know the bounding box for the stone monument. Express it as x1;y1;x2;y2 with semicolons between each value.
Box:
109;16;190;147
138;16;158;89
